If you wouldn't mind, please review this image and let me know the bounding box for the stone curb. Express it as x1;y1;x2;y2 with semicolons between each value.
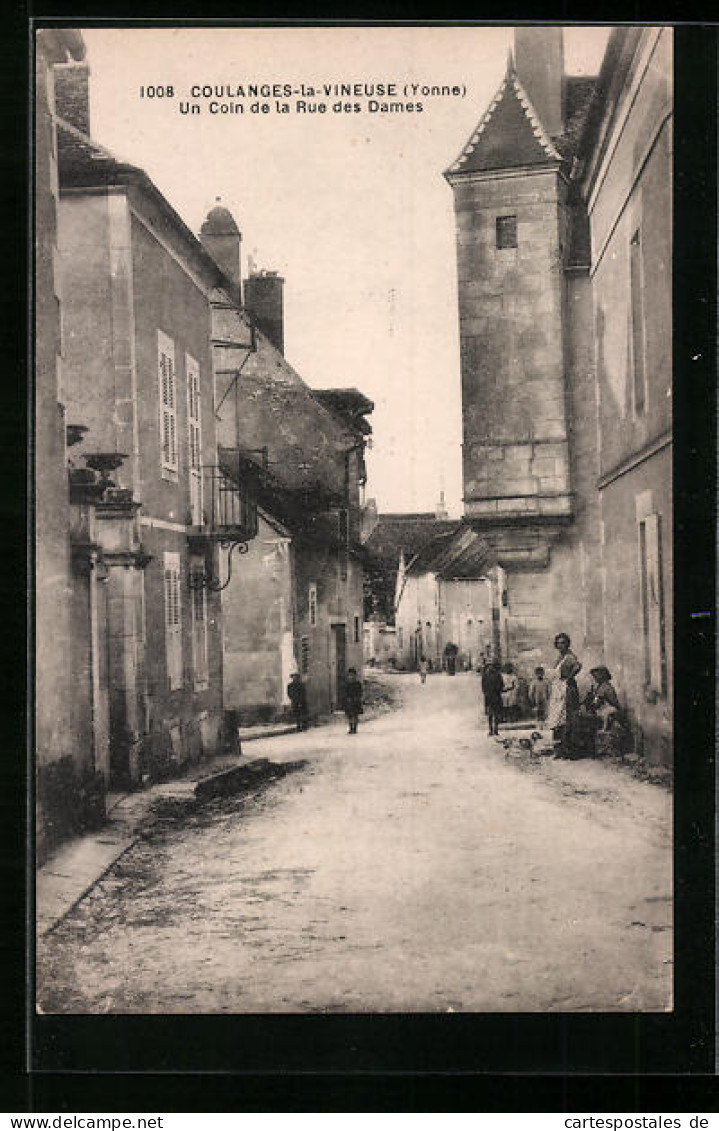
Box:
238;724;297;742
37;751;307;937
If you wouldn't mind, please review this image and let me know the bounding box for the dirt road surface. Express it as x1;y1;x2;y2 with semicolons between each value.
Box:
37;671;672;1013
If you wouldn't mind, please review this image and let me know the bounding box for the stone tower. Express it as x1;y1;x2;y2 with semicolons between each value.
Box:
445;29;601;662
200;203;242;305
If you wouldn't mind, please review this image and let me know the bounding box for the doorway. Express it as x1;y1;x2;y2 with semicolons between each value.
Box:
331;623;347;711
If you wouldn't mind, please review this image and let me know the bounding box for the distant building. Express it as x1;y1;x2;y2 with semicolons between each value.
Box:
362;512;458;625
362;509;500;670
445;27;672;761
393;525;501;672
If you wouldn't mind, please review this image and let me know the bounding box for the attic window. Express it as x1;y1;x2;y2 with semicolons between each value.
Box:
496;215;518;250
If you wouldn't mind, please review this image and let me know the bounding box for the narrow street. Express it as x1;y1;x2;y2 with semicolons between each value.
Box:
37;672;672;1014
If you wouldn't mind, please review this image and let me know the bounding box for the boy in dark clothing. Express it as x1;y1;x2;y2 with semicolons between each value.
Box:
287;672;308;731
529;666;550;722
344;667;363;734
481;661;504;736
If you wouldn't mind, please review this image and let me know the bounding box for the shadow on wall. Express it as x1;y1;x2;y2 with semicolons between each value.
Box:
36;756;106;864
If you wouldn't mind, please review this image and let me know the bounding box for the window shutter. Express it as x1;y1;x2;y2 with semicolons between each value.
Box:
186;354;202;524
164;551;183;690
644;513;665;694
158;332;178;473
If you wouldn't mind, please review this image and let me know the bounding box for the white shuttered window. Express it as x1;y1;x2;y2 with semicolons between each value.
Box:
164;551;183;690
158;331;178;476
186;353;203;524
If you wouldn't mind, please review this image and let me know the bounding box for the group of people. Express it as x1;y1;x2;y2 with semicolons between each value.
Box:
287;668;364;735
480;632;625;759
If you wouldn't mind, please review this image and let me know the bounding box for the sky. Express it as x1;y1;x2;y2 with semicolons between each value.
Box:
81;26;611;516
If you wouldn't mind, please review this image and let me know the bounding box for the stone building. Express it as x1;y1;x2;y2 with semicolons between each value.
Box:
36;48;374;858
445;27;672;761
199;204;373;721
53;69;228;792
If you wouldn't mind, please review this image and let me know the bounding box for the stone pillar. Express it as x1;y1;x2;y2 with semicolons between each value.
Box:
94;496;151;787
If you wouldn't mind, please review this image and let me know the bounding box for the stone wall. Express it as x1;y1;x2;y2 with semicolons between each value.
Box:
35;38;95;859
220;511;294;722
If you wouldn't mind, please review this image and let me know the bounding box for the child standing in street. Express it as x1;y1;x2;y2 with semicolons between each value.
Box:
344;667;364;734
287;672;309;731
481;661;504;737
529;666;551;722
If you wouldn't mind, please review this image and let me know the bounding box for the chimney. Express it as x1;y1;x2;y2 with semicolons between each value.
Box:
514;27;565;137
53;61;90;134
200;202;242;306
435;490;448;521
244;270;285;355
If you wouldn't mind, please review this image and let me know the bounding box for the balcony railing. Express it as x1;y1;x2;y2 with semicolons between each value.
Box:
191;464;258;545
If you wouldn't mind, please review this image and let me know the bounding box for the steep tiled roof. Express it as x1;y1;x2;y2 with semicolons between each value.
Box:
56;116;133;181
446;60;561;177
405;523;494;579
552;75;598;163
364;514;459;568
313;389;374;436
406;528;461;573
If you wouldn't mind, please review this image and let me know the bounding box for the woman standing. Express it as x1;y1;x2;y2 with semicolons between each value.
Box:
500;663;519;723
545;632;582;758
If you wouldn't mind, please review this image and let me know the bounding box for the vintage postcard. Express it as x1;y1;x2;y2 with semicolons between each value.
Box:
34;24;684;1041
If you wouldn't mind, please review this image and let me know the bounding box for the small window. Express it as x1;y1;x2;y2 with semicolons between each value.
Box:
354;615;360;644
301;636;310;675
496;215;517;250
308;583;317;628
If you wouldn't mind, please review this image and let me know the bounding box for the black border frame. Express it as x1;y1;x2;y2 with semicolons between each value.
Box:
6;9;717;1113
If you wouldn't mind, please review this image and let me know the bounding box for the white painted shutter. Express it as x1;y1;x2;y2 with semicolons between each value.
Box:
186;354;203;524
164;551;183;690
158;332;177;474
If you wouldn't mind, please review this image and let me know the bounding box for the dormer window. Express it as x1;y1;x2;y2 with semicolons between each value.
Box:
496;215;518;249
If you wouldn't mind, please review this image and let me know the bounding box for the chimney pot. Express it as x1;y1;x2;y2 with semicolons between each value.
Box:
514;27;565;137
244;271;285;355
